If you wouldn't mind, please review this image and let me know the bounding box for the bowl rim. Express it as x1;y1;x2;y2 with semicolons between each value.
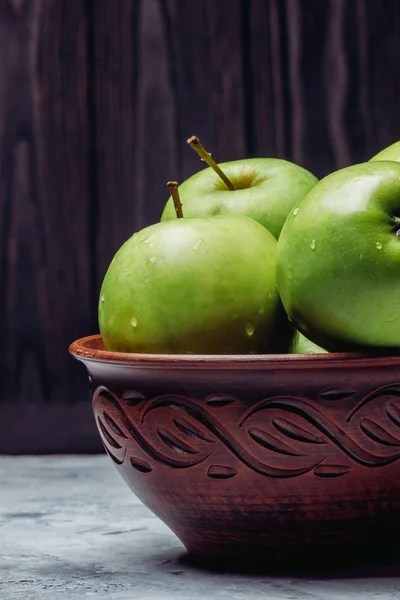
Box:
69;334;400;370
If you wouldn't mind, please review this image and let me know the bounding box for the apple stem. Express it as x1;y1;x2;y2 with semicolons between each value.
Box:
167;181;184;218
187;136;236;191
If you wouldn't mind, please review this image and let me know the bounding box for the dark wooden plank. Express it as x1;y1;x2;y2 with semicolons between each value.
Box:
162;0;246;180
33;0;94;398
245;0;289;159
247;0;400;178
0;0;101;452
202;0;247;161
0;0;39;404
134;0;179;227
89;0;140;287
345;0;400;162
91;0;179;288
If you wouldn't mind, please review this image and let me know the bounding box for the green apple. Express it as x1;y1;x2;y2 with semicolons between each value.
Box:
160;138;317;239
291;331;327;354
370;140;400;163
99;214;292;354
276;161;400;351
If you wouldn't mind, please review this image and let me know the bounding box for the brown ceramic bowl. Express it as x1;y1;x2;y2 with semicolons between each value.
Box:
70;334;400;566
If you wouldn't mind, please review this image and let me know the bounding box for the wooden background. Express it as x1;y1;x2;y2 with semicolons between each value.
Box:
1;0;400;453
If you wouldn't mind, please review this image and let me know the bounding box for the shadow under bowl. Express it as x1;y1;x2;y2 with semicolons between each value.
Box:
70;334;400;567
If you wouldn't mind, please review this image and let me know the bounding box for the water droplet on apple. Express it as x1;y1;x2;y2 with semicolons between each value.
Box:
245;323;255;337
310;239;316;250
101;295;105;302
376;241;383;250
287;267;294;280
193;238;204;251
258;308;265;316
130;317;138;328
149;257;157;264
293;207;299;216
359;253;363;260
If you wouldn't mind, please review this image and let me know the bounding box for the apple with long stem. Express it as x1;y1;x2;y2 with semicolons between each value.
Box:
160;136;318;239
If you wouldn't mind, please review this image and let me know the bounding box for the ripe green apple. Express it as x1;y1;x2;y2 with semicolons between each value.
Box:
161;158;318;239
291;331;327;354
370;140;400;163
276;161;400;351
99;215;293;354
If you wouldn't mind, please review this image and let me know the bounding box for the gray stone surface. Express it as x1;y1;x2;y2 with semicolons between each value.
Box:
1;456;400;599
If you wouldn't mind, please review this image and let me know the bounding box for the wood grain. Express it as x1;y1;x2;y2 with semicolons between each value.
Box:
0;0;100;452
1;0;400;452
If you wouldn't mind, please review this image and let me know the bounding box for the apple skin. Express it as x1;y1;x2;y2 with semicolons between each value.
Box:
291;331;327;354
161;158;318;239
276;161;400;351
99;215;293;354
370;140;400;163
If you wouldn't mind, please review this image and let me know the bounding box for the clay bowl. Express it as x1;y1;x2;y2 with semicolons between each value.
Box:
70;334;400;567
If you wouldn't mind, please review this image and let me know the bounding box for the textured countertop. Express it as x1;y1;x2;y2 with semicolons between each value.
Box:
2;455;400;599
